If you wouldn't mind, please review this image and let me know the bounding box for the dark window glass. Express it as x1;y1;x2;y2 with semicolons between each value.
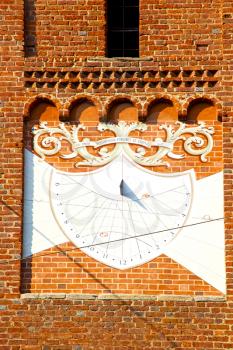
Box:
107;0;139;57
125;8;139;28
125;0;137;6
124;31;139;49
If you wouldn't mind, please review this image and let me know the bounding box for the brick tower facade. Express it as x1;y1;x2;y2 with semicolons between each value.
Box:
1;0;233;349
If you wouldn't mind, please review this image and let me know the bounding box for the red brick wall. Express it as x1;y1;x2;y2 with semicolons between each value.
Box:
1;0;233;348
140;0;223;60
24;0;106;60
0;0;24;299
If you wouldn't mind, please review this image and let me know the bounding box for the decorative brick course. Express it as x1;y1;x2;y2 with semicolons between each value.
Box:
24;68;220;92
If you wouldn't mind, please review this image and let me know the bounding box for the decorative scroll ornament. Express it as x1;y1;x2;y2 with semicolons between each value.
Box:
32;121;214;167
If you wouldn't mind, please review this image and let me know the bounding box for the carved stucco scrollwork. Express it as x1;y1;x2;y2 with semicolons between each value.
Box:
32;121;214;167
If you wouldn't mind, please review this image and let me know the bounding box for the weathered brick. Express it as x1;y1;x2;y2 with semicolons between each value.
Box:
0;0;233;348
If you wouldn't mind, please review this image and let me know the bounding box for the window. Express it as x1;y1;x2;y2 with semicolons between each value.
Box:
107;0;139;57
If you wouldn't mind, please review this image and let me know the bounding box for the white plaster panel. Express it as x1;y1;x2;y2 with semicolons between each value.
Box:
164;172;225;293
23;150;68;257
23;150;225;293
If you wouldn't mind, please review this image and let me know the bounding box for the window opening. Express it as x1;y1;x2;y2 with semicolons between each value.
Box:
107;0;139;57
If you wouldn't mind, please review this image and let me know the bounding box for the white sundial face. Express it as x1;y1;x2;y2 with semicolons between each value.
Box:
50;154;194;269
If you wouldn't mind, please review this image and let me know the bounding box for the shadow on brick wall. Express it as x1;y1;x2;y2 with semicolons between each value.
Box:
24;0;37;57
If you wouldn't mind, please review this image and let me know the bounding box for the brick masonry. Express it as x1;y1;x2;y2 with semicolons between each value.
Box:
0;0;233;348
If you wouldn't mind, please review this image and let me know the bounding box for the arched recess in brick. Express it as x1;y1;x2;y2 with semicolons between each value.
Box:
105;97;139;123
145;98;178;124
24;97;60;151
24;95;61;121
186;98;218;123
28;99;59;122
68;97;99;123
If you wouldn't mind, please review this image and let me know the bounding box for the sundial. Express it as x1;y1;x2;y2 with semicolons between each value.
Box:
50;154;194;269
